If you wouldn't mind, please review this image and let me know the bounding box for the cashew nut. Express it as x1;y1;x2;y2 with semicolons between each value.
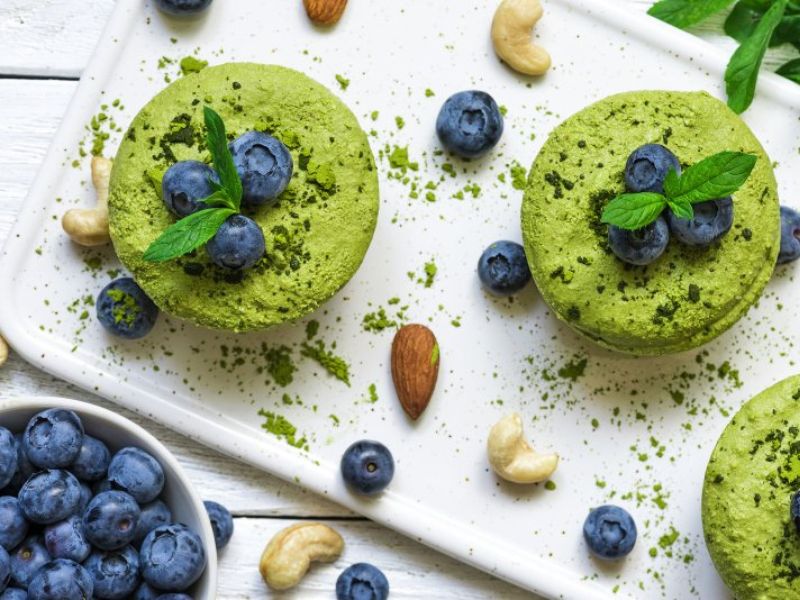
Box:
259;522;344;590
487;413;558;484
62;156;112;247
491;0;552;76
0;335;8;368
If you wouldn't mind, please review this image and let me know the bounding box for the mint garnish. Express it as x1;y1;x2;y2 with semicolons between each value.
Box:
143;106;243;263
601;151;757;231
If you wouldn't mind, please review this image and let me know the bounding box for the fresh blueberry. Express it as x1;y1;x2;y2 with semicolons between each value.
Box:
157;594;193;600
108;447;165;504
203;500;233;549
27;559;93;600
624;144;681;194
44;515;91;563
477;240;531;296
133;582;160;600
0;588;26;599
140;523;206;592
9;535;50;589
78;482;93;511
340;440;395;496
436;91;504;159
83;490;141;551
0;545;9;593
154;0;213;17
779;206;800;264
608;216;669;266
85;545;140;600
791;489;800;533
1;435;35;495
206;214;265;270
161;161;218;218
667;197;733;246
0;429;16;491
23;408;84;469
0;498;28;551
229;131;293;207
583;505;637;560
19;470;82;524
335;563;390;600
71;434;111;482
96;278;160;340
93;479;114;495
134;500;173;546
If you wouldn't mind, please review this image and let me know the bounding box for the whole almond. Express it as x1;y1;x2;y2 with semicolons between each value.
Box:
303;0;348;26
391;324;440;420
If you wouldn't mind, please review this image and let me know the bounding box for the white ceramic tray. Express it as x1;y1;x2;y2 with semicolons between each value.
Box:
2;0;799;598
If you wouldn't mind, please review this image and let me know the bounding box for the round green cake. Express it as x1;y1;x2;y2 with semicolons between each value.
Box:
109;63;379;332
520;91;780;355
703;374;800;599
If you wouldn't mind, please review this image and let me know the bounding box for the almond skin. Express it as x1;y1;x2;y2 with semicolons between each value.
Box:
391;324;440;420
303;0;348;26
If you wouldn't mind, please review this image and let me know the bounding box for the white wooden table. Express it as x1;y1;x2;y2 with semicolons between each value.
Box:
0;2;795;598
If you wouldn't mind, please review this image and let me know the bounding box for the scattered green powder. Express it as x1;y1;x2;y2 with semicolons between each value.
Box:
362;308;398;333
395;116;405;130
367;383;379;403
105;289;140;327
425;88;435;97
510;161;528;190
557;357;587;381
423;261;437;288
264;345;296;387
335;74;350;90
387;146;418;173
305;319;320;340
301;341;351;386
544;480;557;491
370;110;379;121
179;56;208;75
258;409;307;450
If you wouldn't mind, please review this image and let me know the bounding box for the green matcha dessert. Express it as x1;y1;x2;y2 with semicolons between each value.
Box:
521;90;780;355
109;63;379;332
703;375;800;599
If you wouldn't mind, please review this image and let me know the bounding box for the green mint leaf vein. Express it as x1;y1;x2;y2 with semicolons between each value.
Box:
725;0;788;114
601;193;667;230
665;151;757;204
143;208;236;263
648;0;736;29
666;196;694;221
204;106;243;210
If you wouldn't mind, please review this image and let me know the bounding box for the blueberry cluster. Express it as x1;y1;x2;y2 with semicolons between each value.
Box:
162;131;293;272
0;408;220;599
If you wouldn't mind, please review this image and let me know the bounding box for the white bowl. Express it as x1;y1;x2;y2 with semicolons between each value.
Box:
0;396;218;598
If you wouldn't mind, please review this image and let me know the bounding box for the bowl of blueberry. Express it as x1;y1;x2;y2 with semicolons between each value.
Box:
0;397;218;599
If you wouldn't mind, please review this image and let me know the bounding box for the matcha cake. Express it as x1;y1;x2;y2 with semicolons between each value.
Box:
521;90;780;355
109;63;379;332
703;374;800;599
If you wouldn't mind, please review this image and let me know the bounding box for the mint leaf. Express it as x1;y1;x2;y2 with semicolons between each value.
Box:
143;208;235;263
666;196;694;220
664;151;757;204
200;189;233;208
724;2;764;42
203;106;242;210
648;0;735;28
725;0;788;113
777;57;800;83
601;193;667;230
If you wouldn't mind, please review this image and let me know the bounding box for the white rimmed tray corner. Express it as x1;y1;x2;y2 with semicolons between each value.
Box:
1;1;799;598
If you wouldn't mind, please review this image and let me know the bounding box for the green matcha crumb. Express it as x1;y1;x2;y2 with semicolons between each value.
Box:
335;74;350;90
395;116;405;130
305;319;320;340
544;480;556;491
510;161;528;190
387;145;419;173
557;357;587;381
179;56;208;75
105;289;140;327
423;261;437;288
301;341;351;386
367;383;379;404
263;345;297;387
499;105;508;116
425;88;435;97
658;527;679;550
430;343;440;365
370;110;379;121
362;308;398;333
258;409;307;450
329;414;340;426
451;317;461;328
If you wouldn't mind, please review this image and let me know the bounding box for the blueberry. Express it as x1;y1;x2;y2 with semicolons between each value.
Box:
85;545;140;599
134;500;173;546
96;278;160;340
71;434;111;482
624;144;681;193
779;206;800;264
0;588;26;599
335;563;390;600
340;440;395;496
477;240;531;296
93;479;114;495
83;490;141;551
583;505;637;560
108;447;165;504
161;161;218;218
667;197;733;246
19;470;82;524
0;546;9;592
790;489;800;533
156;595;193;600
608;216;669;266
0;498;28;551
27;559;93;600
1;435;35;495
206;215;265;270
9;535;50;589
435;91;504;159
154;0;212;16
133;582;160;600
140;523;206;592
203;500;233;549
0;429;16;491
44;515;91;563
23;408;84;469
229;131;293;207
78;482;93;511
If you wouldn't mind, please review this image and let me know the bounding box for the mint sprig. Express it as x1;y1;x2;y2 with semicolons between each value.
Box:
143;107;244;263
601;151;757;231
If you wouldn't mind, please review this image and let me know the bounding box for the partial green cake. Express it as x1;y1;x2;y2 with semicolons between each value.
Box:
109;63;379;332
703;374;800;599
521;91;780;355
